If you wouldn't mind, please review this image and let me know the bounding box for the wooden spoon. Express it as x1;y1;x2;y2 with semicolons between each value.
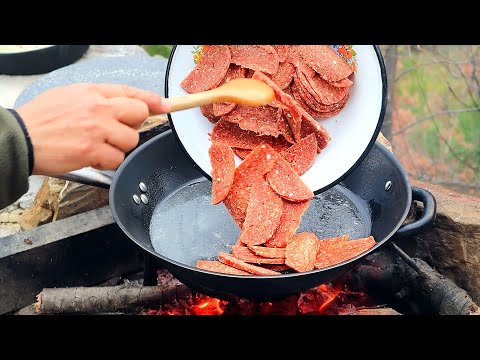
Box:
165;78;275;113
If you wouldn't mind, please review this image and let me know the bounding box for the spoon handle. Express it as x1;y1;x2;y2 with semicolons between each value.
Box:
166;89;221;113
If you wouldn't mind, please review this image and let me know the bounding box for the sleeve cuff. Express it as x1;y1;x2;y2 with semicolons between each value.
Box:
7;109;34;176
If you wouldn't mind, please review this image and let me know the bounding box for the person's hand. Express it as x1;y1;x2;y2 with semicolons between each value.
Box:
16;83;171;176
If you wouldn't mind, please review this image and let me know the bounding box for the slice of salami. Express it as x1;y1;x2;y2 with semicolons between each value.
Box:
223;144;279;227
253;71;303;142
315;234;349;248
261;264;290;272
201;104;220;124
221;105;281;137
291;81;330;120
287;49;316;78
232;245;285;264
295;73;350;112
237;180;284;245
213;64;246;117
280;133;317;176
245;68;255;78
266;156;314;202
300;110;331;152
209;144;235;205
292;74;332;113
266;199;310;248
285;232;321;272
197;260;250;275
277;110;295;144
181;45;231;93
272;45;290;62
308;92;350;120
296;45;353;83
213;100;235;118
331;77;353;88
218;252;281;276
314;236;376;269
247;245;286;259
229;45;279;75
210;119;273;150
271;135;293;153
305;74;349;106
271;61;295;90
294;68;320;104
232;147;251;160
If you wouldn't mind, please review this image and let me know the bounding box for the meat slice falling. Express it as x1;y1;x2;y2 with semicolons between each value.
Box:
266;199;310;248
181;45;231;93
184;45;361;275
209;144;235;205
280;133;317;176
266;155;314;202
237;180;284;246
223;144;279;227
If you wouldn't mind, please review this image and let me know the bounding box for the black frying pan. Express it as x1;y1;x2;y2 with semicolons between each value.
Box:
63;129;436;301
0;45;89;75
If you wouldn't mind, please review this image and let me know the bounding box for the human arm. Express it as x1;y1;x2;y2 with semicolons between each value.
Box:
0;83;170;209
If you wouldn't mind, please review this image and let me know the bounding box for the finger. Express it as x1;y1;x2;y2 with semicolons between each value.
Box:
90;144;126;170
103;97;150;128
103;121;140;152
94;84;171;114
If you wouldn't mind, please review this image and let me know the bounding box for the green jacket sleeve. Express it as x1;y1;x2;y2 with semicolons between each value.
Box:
0;106;30;210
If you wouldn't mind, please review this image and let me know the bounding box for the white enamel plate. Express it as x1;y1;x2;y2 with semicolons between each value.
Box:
165;45;387;194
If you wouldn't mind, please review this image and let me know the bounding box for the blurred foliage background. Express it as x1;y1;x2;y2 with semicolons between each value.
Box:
142;45;173;59
142;45;480;197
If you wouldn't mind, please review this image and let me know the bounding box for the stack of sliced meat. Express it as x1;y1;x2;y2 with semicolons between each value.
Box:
197;233;377;276
180;45;374;276
181;45;354;126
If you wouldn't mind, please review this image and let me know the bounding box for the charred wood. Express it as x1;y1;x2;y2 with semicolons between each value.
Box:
35;283;192;314
345;244;480;315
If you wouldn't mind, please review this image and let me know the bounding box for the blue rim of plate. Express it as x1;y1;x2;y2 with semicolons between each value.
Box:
165;45;388;195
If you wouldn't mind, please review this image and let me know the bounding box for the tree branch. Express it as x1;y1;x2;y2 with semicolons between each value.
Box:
395;60;470;82
392;107;480;136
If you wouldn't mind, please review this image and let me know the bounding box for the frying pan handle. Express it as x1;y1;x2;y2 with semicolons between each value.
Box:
393;187;437;239
52;168;114;189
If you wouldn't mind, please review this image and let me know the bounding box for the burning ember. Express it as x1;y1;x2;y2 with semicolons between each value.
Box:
145;282;375;316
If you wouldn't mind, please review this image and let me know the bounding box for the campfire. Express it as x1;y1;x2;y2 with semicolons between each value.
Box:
144;278;377;316
32;241;480;316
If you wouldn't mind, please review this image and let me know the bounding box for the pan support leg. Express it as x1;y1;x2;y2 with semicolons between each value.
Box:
143;252;162;286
